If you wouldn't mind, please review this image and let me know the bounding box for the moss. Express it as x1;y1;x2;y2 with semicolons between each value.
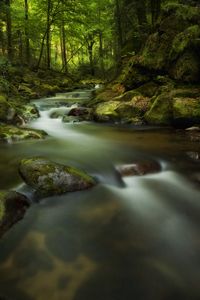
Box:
173;97;200;118
66;166;95;185
0;95;13;122
170;51;200;82
163;3;200;22
19;157;96;196
144;93;173;125
0;191;6;221
0;124;47;143
136;82;159;98
94;101;121;122
170;25;200;61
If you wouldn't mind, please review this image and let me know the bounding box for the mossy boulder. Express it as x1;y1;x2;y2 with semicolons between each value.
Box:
170;51;200;82
0;124;47;143
140;4;200;82
19;158;96;197
0;95;13;122
144;92;173;125
94;96;150;124
94;101;121;122
0;191;29;238
173;97;200;127
18;84;37;99
118;58;151;90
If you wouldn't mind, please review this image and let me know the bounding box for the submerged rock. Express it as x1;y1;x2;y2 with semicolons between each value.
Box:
0;191;29;238
0;124;47;143
19;157;96;196
116;160;161;177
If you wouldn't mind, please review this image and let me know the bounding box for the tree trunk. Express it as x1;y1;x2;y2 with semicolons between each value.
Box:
88;41;94;76
46;0;51;69
5;0;12;60
61;20;68;73
24;0;30;65
99;31;105;78
18;30;23;63
115;0;123;68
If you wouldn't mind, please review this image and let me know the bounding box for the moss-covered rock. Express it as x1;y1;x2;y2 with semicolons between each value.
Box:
170;51;200;82
0;124;47;143
94;95;150;124
0;94;12;122
19;157;96;197
94;101;121;122
118;57;151;89
173;96;200;127
0;191;29;238
170;25;200;61
144;92;173;125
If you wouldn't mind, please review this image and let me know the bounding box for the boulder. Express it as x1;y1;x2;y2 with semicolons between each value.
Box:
0;191;29;238
116;160;161;177
0;95;12;122
19;157;96;196
172;97;200;127
144;92;173;125
94;101;121;122
62;116;82;123
0;124;47;143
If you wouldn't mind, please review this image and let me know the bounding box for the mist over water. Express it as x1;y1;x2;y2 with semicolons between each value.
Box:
0;89;200;300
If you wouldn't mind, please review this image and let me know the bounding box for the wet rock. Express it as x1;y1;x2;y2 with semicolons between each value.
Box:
68;107;91;117
186;151;200;161
0;124;47;143
0;191;29;238
19;157;96;196
116;160;161;177
68;107;93;121
185;126;200;131
62;116;83;123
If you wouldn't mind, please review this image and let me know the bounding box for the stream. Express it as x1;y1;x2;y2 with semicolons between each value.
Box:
0;88;200;300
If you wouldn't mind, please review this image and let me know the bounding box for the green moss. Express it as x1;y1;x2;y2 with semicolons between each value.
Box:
66;166;95;185
170;25;200;60
0;125;47;143
173;97;200;118
95;101;121;121
171;51;200;82
144;93;173;125
0;191;6;221
19;157;96;196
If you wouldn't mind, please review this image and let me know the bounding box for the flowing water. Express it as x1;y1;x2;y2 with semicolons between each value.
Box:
0;89;200;300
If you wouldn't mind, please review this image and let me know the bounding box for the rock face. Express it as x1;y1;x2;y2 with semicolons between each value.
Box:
19;158;96;196
0;124;47;143
0;191;29;238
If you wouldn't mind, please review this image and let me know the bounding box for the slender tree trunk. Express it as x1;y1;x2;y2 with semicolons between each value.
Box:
88;41;94;76
5;0;12;60
36;32;47;69
115;0;123;68
18;30;23;63
61;21;68;73
99;31;105;78
46;0;51;69
24;0;30;64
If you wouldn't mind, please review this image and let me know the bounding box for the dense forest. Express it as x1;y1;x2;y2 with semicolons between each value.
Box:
0;1;200;300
